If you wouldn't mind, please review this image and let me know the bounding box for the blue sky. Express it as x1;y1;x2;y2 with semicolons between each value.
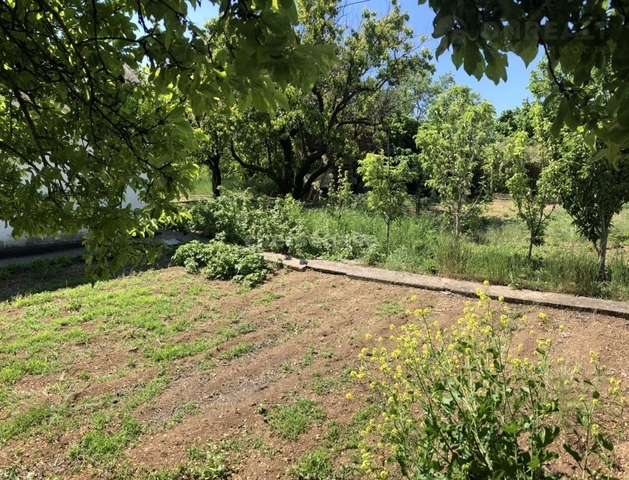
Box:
186;0;539;113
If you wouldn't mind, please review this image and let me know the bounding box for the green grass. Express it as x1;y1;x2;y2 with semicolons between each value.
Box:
218;342;254;360
290;448;333;480
69;414;143;464
296;200;629;300
0;266;269;475
311;369;352;396
264;398;326;440
0;403;55;444
144;340;210;363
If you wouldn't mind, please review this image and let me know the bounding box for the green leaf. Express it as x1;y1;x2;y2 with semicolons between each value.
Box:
527;456;540;469
452;45;465;69
435;35;450;59
463;43;484;79
551;100;569;136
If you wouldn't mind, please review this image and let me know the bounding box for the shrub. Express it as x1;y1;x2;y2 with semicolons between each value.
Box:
172;240;273;287
248;196;310;255
355;291;626;479
187;190;255;242
186;189;376;259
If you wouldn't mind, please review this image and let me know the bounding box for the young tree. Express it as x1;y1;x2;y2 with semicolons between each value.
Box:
505;131;557;261
549;133;629;278
530;62;629;278
326;169;354;220
0;0;331;276
357;153;412;250
415;85;495;235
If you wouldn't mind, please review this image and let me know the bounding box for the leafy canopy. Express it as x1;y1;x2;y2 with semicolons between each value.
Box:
421;0;629;161
0;0;331;277
225;0;431;199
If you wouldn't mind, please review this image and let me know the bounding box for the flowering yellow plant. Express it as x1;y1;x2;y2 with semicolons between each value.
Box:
354;291;626;479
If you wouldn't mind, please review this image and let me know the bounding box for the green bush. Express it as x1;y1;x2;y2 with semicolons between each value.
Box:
172;240;273;287
186;190;377;259
355;292;626;479
187;190;255;242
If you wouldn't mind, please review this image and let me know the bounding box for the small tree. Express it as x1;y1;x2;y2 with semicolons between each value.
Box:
550;132;629;279
326;169;354;220
505;132;557;261
357;153;412;250
416;85;495;235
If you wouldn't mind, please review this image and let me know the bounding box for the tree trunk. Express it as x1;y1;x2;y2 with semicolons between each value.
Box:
598;214;609;280
206;154;222;197
385;219;391;253
527;233;534;262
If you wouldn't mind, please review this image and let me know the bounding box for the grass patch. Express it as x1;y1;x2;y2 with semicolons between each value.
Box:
264;398;326;440
125;374;171;410
0;403;54;444
216;322;256;340
323;404;380;453
311;370;352;396
374;301;403;316
69;414;142;464
290;448;333;480
218;342;253;361
144;340;209;363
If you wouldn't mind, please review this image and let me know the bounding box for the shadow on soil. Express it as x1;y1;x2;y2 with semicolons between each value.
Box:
0;252;175;303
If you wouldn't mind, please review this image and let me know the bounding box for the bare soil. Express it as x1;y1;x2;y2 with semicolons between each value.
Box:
1;267;629;479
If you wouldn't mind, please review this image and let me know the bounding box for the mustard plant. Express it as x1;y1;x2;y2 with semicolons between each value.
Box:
354;290;626;479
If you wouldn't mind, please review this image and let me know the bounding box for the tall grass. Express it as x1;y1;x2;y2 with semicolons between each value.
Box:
184;183;629;300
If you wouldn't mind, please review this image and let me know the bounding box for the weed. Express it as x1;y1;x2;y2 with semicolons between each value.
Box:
311;370;351;396
356;292;626;479
126;374;170;410
281;362;296;374
216;322;255;340
323;405;380;454
264;398;326;440
170;402;200;425
260;292;283;305
374;301;403;316
198;359;216;372
173;240;273;287
138;444;229;479
246;435;280;457
291;448;333;480
301;348;315;366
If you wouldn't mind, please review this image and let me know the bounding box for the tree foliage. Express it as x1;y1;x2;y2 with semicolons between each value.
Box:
549;133;629;278
357;153;412;249
504;127;557;261
529;62;629;278
416;85;495;235
0;0;331;276
226;0;431;199
421;0;629;161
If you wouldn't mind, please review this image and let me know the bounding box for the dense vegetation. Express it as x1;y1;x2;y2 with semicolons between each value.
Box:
158;0;629;301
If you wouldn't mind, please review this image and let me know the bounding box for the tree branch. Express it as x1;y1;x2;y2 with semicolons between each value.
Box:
230;141;282;185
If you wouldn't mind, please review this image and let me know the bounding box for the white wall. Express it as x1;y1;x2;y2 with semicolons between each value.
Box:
0;186;146;249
